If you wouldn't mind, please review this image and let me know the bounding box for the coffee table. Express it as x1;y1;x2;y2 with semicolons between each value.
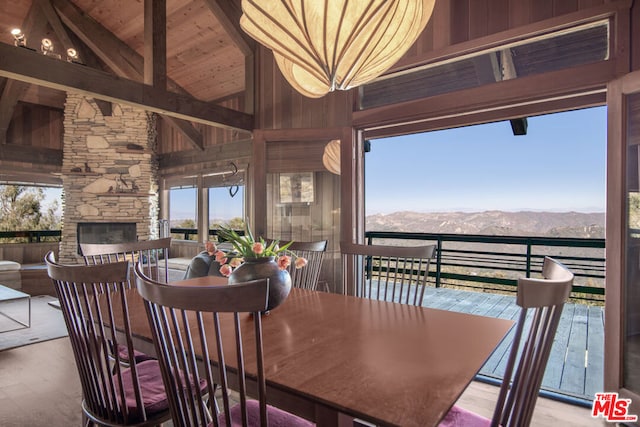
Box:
0;284;31;332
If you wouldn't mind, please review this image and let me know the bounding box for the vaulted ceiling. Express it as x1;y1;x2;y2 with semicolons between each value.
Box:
0;0;251;148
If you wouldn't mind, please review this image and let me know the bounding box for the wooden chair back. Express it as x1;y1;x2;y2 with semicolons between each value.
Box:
134;263;270;426
280;239;327;290
492;256;574;427
45;251;170;426
80;237;172;284
340;241;436;305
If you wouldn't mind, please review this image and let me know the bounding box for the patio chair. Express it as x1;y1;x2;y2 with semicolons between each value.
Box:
340;241;436;305
45;251;173;427
133;262;314;427
274;239;327;290
439;256;574;427
80;238;172;366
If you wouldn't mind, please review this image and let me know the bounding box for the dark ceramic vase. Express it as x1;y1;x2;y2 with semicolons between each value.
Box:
228;256;292;312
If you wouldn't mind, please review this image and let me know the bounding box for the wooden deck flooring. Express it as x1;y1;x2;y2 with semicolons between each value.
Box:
420;286;604;402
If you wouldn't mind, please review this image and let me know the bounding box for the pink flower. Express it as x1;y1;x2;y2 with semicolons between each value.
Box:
295;257;308;269
229;257;244;268
219;264;233;277
215;250;227;264
252;242;264;255
277;255;291;270
205;241;216;256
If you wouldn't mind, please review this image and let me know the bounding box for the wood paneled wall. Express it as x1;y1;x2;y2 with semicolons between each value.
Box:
255;48;354;131
6;102;63;149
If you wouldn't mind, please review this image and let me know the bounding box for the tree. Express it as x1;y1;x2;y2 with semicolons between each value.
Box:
177;219;196;229
0;185;61;231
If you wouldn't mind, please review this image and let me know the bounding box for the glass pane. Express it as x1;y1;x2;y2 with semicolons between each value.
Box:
209;186;244;231
169;187;197;240
360;20;609;109
625;92;640;391
266;171;341;292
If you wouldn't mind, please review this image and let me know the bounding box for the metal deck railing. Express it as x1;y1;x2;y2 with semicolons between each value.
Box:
365;231;605;303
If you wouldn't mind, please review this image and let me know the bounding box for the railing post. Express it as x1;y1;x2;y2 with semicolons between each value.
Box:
435;238;442;288
526;239;532;278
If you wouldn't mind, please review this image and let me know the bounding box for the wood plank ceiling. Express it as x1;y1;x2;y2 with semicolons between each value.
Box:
0;0;248;149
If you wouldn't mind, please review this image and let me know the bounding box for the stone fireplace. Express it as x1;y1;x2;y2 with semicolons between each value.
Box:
58;94;159;263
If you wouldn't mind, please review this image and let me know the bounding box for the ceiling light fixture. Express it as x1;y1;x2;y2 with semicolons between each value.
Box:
66;47;78;62
41;38;61;59
240;0;436;98
11;28;26;47
41;38;53;54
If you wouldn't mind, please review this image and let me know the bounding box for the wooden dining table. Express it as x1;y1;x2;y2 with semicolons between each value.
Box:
123;275;514;427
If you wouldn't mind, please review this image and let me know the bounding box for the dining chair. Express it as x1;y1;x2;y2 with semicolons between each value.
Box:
340;241;436;305
277;239;327;290
439;256;575;427
134;262;315;427
45;251;173;427
80;237;172;365
80;237;172;284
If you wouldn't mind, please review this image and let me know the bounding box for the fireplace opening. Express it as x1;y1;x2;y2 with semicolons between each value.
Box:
77;222;137;253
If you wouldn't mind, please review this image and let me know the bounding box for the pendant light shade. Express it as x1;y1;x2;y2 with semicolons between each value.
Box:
322;139;341;175
240;0;436;98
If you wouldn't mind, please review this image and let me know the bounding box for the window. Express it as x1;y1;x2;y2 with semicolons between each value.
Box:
360;20;610;109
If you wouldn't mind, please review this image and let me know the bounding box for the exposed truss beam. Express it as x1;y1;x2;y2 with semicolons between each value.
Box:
36;0;75;54
0;42;254;131
50;0;142;78
50;0;212;149
144;0;167;89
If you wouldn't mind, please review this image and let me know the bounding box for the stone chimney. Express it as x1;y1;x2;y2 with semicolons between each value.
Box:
59;94;159;263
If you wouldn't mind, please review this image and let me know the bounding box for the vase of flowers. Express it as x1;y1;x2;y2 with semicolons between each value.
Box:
213;225;308;312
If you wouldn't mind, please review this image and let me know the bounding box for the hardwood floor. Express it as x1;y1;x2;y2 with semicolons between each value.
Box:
0;338;604;426
455;380;604;427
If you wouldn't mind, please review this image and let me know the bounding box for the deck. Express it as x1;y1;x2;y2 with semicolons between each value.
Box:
419;286;603;402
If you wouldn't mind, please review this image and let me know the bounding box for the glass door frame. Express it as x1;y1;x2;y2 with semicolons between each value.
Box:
606;69;640;418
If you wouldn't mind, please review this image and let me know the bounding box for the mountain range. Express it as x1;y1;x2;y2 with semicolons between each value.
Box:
366;210;605;238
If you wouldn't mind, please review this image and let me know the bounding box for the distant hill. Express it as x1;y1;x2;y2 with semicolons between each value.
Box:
366;210;605;238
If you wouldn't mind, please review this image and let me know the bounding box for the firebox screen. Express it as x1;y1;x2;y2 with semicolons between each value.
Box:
77;222;137;253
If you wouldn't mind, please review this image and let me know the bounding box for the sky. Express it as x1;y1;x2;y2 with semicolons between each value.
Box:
170;186;244;222
365;106;607;214
42;184;245;222
41;105;606;220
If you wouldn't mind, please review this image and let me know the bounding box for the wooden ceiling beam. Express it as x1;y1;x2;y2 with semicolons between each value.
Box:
0;42;254;131
51;0;209;150
50;0;143;78
142;1;205;150
203;0;254;57
144;0;167;90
